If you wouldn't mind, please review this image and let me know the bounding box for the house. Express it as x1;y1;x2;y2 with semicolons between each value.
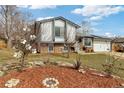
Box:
93;35;112;52
111;38;124;52
33;16;114;53
33;16;80;53
76;34;94;52
77;34;112;52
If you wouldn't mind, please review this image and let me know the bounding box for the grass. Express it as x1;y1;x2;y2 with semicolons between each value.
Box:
0;48;124;78
0;48;15;63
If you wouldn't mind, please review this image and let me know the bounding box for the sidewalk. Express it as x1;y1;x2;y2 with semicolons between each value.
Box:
110;52;124;58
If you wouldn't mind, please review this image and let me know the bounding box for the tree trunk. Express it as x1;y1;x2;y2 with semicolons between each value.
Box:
7;38;12;48
20;54;25;68
67;45;70;58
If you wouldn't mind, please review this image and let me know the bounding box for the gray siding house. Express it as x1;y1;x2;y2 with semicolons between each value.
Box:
34;16;80;53
77;34;112;52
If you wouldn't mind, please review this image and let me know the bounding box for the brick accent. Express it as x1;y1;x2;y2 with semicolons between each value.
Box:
35;43;66;53
54;44;64;53
40;44;48;53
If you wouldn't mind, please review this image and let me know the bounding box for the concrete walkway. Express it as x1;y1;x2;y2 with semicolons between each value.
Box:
110;52;124;59
78;51;124;59
77;51;98;55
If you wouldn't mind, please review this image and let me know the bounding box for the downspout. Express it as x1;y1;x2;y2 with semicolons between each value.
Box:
52;19;55;53
37;22;41;53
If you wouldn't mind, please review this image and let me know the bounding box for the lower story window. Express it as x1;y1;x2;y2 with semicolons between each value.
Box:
48;44;54;52
83;38;92;47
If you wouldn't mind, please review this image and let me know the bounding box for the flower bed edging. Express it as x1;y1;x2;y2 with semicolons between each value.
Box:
42;77;59;88
5;78;20;88
78;69;86;74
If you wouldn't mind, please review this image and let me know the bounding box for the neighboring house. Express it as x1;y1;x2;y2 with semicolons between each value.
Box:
76;34;94;52
92;35;112;52
33;16;80;53
77;34;112;52
111;38;124;52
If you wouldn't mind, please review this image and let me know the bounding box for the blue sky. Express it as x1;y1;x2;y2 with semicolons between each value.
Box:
18;5;124;37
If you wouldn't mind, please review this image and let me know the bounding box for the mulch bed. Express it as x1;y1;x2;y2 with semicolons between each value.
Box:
0;65;124;88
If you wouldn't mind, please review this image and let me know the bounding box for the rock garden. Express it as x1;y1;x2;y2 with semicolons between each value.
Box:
0;60;124;88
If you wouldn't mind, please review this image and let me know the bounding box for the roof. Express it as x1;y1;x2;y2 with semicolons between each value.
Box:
91;35;112;41
35;16;80;28
76;34;111;39
76;31;94;38
112;38;124;43
91;35;111;39
76;34;112;41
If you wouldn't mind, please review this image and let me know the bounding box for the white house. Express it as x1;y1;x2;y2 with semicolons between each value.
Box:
76;34;112;52
93;35;112;52
34;16;80;53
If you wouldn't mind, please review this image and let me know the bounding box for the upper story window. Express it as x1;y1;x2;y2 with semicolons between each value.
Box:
55;26;64;38
55;20;65;38
83;38;92;47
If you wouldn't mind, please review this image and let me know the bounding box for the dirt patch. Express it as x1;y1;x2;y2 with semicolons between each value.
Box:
0;65;123;88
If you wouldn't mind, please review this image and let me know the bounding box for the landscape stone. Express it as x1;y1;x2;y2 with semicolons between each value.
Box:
33;61;45;66
58;62;73;68
78;69;86;74
2;66;9;71
5;78;20;88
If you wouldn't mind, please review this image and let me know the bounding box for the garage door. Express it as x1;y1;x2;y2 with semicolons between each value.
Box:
93;41;111;52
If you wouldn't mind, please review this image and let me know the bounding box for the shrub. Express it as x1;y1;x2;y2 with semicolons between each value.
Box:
73;55;82;70
13;27;36;69
102;53;122;77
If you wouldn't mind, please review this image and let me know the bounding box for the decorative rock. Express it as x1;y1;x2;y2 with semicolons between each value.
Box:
5;78;20;88
28;61;45;67
78;69;86;74
33;61;45;66
89;68;97;71
0;71;5;77
111;75;121;79
58;62;73;68
42;77;59;88
2;66;9;71
91;72;105;77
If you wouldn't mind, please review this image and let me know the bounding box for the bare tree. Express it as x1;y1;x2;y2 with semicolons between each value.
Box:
63;21;93;58
79;21;93;36
0;5;30;48
64;30;76;58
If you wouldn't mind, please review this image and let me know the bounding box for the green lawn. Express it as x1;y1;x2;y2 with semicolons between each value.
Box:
0;49;124;78
0;49;15;63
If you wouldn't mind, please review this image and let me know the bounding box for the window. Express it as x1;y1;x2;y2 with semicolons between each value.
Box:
55;27;60;36
48;44;54;52
84;38;92;47
55;26;64;37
